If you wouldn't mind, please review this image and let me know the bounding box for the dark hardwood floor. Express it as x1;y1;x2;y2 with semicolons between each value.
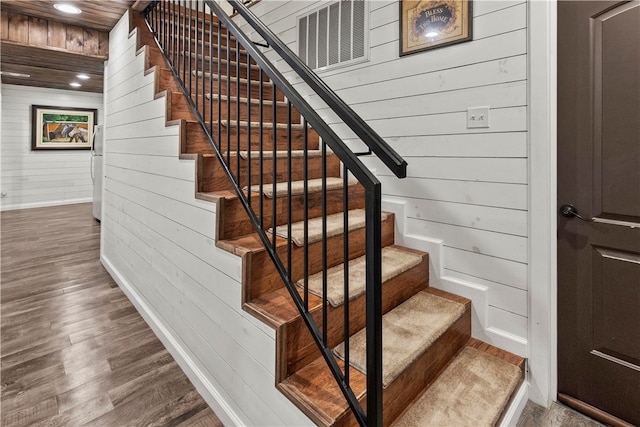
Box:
1;203;223;427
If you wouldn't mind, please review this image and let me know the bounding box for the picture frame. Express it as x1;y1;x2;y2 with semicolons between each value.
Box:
31;105;97;150
399;0;473;56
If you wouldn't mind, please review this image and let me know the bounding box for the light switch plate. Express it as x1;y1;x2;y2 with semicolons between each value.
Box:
467;106;490;128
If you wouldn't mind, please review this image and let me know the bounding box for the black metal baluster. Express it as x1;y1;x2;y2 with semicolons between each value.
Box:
194;0;199;108
166;1;169;56
161;0;165;53
181;0;186;83
259;69;264;229
271;85;277;250
208;8;213;136
322;137;327;346
343;163;350;386
188;1;192;97
246;53;252;209
171;0;175;66
174;0;178;67
226;26;231;168
201;3;206;119
235;38;240;184
303;118;309;312
286;101;292;286
216;19;221;151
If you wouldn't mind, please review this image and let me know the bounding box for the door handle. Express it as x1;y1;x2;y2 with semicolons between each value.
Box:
559;204;594;222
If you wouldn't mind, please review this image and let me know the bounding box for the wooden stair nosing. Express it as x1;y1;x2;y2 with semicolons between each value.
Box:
192;71;272;86
182;52;257;69
217;120;306;130
205;93;288;107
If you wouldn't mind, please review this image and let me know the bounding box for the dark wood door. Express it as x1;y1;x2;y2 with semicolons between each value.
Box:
558;1;640;425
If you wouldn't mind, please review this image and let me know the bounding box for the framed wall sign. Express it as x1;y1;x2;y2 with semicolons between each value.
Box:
31;105;97;150
400;0;473;56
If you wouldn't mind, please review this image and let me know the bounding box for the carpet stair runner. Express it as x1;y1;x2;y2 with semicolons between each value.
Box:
132;10;525;426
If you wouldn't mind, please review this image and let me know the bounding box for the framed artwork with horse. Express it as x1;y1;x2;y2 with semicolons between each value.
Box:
31;105;97;150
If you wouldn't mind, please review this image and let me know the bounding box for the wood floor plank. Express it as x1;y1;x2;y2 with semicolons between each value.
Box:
0;397;59;427
1;203;222;427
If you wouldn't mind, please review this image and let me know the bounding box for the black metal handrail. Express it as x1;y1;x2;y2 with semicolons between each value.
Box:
227;0;407;179
141;1;406;425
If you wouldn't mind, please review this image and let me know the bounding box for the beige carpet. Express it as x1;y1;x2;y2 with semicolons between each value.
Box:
393;346;522;427
334;291;465;386
239;150;323;160
247;177;345;198
296;246;423;307
269;209;389;246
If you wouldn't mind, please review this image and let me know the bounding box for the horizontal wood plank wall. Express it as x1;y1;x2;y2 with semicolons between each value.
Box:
239;0;529;355
101;11;312;426
0;84;102;210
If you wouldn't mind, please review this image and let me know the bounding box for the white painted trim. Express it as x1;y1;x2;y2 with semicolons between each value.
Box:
0;197;93;212
527;0;557;408
101;254;249;427
382;197;528;357
499;382;529;427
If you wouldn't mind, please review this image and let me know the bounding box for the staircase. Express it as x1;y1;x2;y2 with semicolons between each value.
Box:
134;2;525;425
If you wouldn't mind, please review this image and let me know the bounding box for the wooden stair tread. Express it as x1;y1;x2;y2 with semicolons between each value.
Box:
192;71;269;85
298;245;424;308
205;93;288;106
236;150;324;159
334;290;466;387
245;286;322;327
216;231;288;256
278;356;366;426
217;120;306;130
246;177;349;199
393;343;524;427
183;52;255;68
269;209;390;247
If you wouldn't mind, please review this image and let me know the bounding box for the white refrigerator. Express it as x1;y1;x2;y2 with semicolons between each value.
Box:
91;124;104;221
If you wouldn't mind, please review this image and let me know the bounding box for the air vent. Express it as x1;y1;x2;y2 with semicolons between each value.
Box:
297;0;369;71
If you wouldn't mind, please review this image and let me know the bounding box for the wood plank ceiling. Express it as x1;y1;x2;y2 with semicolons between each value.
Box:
0;0;149;93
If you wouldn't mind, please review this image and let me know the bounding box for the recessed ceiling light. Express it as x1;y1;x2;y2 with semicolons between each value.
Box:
76;74;90;80
69;82;82;87
54;3;82;14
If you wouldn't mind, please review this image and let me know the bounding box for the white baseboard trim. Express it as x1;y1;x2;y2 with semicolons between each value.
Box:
500;381;529;427
0;197;92;212
101;254;248;427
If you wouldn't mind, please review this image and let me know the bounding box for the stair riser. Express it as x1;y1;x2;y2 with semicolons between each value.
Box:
209;124;321;152
177;38;249;61
245;216;395;302
189;96;300;123
200;152;340;193
179;57;264;80
169;27;236;47
184;121;319;154
184;78;280;101
281;256;430;380
219;183;365;240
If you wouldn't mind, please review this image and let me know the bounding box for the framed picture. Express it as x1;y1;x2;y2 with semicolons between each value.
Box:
400;0;473;56
31;105;97;150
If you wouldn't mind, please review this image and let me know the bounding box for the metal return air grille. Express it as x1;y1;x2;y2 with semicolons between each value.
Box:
298;0;367;70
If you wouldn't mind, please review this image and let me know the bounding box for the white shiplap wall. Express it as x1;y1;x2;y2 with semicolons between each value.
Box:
101;11;312;426
0;84;103;211
241;0;529;356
